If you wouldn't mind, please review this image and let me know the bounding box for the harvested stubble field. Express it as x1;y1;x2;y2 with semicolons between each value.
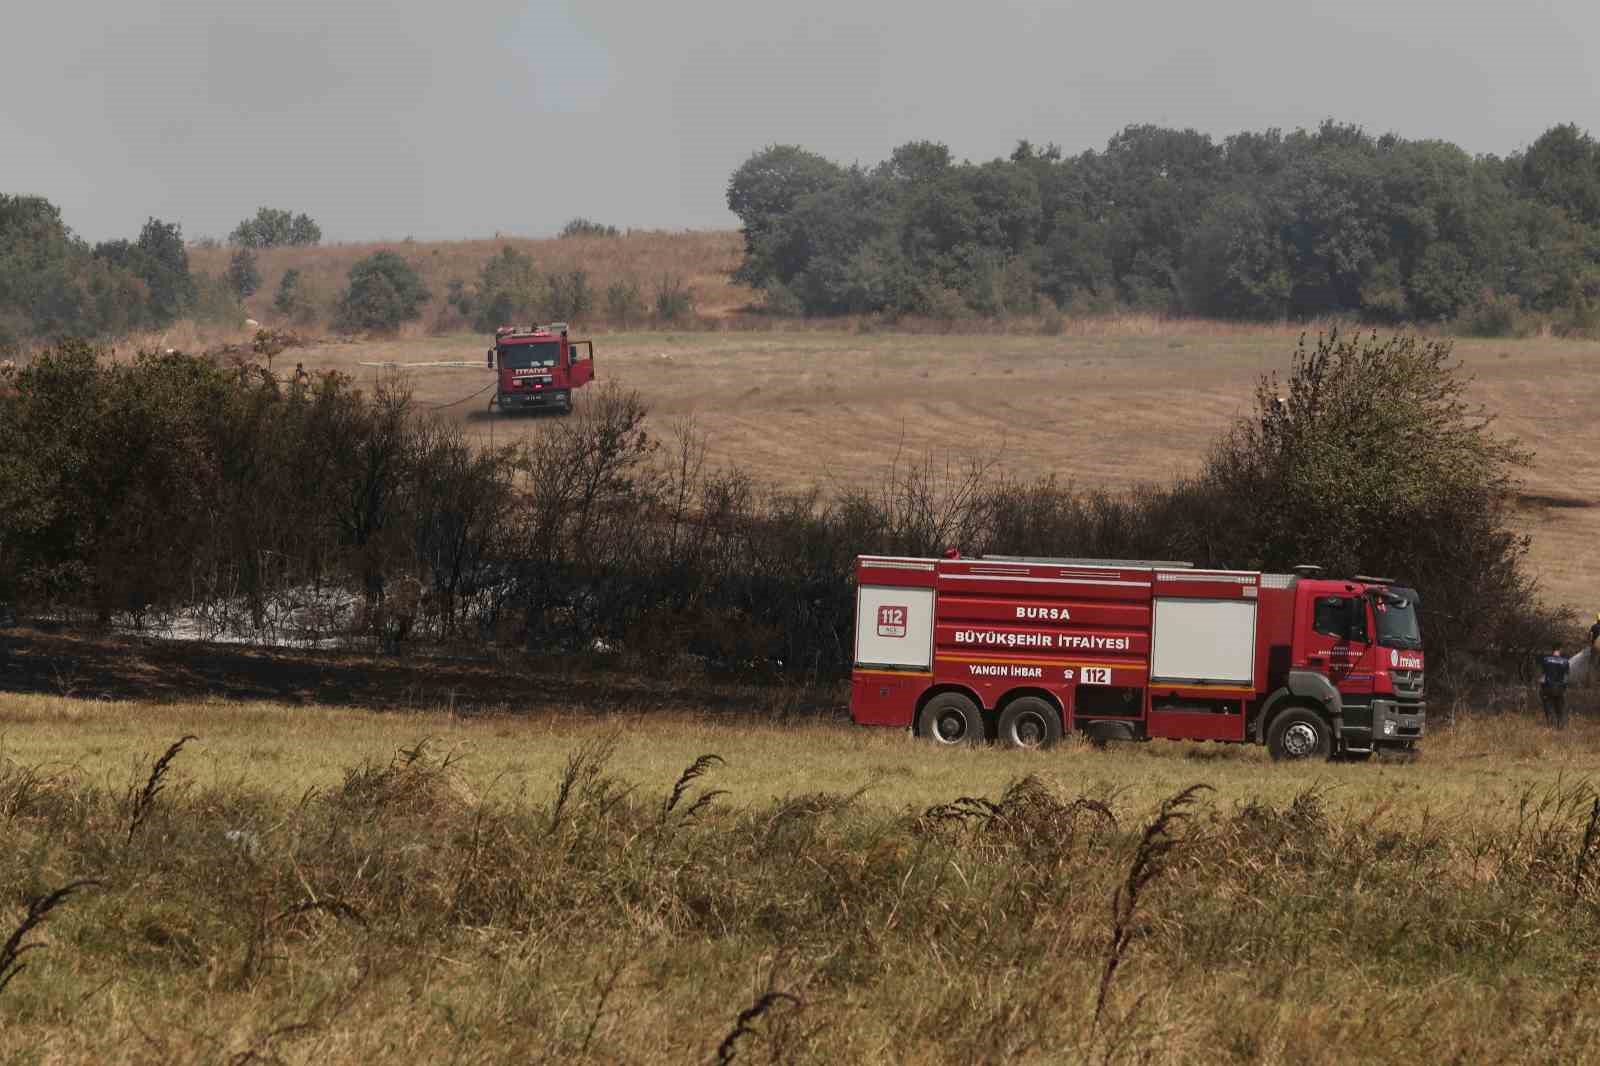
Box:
5;690;1600;1063
277;320;1600;612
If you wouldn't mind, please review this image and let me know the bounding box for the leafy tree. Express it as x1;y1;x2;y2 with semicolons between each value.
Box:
469;246;542;332
604;278;644;325
190;272;247;326
1181;193;1291;319
1513;124;1600;227
94;217;194;325
1208;330;1530;581
781;170;897;312
1201;329;1543;670
335;251;430;333
225;248;261;297
653;274;694;321
726;145;846;287
273;268;314;323
547;270;593;319
883;140;953;184
230;207;322;248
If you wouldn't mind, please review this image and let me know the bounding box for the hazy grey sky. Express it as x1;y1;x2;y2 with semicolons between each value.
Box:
6;0;1598;243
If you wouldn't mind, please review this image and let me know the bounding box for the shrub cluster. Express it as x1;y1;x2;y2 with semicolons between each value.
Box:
0;198;203;346
728;123;1600;328
444;246;680;332
559;217;621;238
0;332;1564;691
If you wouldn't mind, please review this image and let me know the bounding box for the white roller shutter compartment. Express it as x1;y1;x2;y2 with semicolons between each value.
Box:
1150;597;1257;685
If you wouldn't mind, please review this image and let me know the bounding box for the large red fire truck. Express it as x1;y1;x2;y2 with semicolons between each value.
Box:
486;322;595;415
851;554;1425;760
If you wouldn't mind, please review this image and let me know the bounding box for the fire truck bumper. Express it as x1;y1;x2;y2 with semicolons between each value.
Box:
1367;699;1426;747
498;389;571;410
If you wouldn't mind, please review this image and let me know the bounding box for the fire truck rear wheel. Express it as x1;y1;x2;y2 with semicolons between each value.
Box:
917;693;984;747
997;697;1062;750
1266;707;1332;762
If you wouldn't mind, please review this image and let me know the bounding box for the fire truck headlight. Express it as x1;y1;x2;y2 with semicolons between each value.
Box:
1382;720;1397;736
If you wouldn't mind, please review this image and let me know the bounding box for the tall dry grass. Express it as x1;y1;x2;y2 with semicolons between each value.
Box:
6;697;1600;1063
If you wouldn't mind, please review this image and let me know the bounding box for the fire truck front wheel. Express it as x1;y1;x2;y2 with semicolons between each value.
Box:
997;697;1063;750
917;693;984;747
1266;707;1333;762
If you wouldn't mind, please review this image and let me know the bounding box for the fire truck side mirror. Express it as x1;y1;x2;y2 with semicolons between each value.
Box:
485;348;494;369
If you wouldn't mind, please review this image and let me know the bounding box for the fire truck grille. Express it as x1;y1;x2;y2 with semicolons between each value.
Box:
1391;669;1424;704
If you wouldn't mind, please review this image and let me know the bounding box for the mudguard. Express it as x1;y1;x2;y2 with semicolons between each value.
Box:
1253;671;1344;742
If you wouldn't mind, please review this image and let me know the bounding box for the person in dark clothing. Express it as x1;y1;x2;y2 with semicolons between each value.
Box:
1590;615;1600;686
1539;645;1570;728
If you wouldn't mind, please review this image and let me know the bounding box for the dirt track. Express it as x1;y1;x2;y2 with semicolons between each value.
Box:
284;325;1600;612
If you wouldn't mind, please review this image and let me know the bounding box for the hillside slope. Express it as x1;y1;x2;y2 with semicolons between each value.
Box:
187;230;750;327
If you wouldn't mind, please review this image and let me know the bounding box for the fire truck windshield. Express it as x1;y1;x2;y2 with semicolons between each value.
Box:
499;341;560;369
1372;588;1422;649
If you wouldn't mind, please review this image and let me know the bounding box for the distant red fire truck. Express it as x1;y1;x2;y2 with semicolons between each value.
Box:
851;555;1425;760
486;322;595;414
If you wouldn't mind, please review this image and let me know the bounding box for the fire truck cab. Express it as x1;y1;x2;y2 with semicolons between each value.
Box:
487;322;595;415
850;554;1425;761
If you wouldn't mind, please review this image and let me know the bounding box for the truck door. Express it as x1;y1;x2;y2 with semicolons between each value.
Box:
1302;591;1376;737
569;341;594;388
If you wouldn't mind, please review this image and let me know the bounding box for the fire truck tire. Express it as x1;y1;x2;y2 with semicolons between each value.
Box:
1266;707;1333;762
997;697;1062;750
917;693;984;747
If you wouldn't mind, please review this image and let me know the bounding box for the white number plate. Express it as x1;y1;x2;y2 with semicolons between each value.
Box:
1080;667;1112;685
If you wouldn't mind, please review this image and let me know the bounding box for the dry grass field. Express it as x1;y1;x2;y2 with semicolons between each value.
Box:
166;233;1600;612
260;318;1600;613
6;691;1600;1064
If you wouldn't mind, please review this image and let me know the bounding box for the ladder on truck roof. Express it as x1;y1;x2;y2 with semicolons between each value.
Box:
979;555;1195;569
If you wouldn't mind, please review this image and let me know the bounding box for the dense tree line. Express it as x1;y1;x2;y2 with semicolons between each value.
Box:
0;332;1566;694
727;122;1600;329
0;200;334;348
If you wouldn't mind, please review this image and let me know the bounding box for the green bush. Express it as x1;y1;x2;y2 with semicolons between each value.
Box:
653;274;695;322
547;270;593;319
191;273;246;326
225;248;261;298
1037;298;1065;335
559;218;620;238
758;282;805;317
335;252;431;333
272;268;319;326
1458;291;1528;338
604;278;644;326
469;247;542;332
